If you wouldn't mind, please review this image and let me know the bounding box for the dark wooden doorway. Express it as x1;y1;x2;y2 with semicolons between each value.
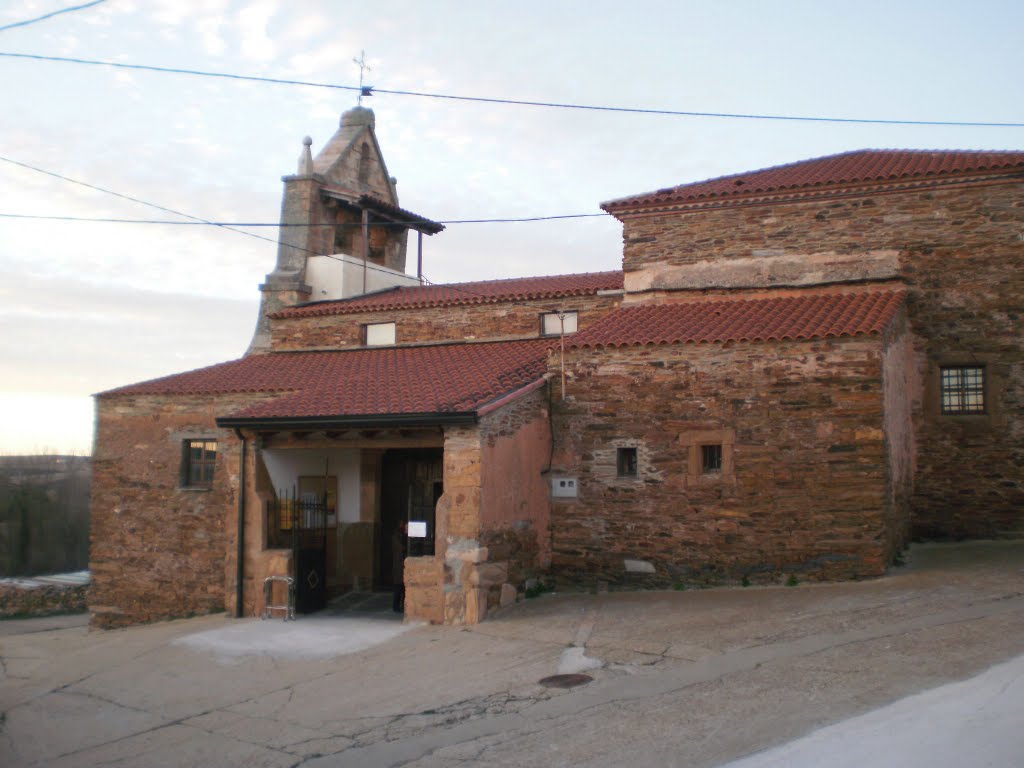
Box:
379;449;443;588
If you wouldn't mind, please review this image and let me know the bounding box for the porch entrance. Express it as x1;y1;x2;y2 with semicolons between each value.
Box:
266;491;328;614
379;449;443;588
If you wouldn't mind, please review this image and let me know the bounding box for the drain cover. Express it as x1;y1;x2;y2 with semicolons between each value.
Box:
538;673;593;689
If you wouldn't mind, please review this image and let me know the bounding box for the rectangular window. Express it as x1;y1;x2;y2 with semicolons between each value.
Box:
182;439;217;487
541;311;578;336
940;366;985;415
617;447;638;478
365;321;396;346
701;444;723;474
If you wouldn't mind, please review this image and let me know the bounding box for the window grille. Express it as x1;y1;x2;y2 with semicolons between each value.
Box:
940;366;985;414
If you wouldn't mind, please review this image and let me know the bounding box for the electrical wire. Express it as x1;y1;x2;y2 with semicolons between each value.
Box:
0;154;431;282
0;211;609;226
1;160;606;322
1;154;604;314
1;51;1021;128
1;150;610;230
0;154;613;308
0;1;106;33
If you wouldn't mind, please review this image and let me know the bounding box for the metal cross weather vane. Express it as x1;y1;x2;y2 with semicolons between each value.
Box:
353;50;372;105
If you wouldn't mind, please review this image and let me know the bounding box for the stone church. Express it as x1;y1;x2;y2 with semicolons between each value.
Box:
88;106;1024;628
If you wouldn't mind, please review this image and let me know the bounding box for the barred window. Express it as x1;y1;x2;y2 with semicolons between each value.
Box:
182;440;217;487
617;447;638;478
940;366;985;415
701;444;723;473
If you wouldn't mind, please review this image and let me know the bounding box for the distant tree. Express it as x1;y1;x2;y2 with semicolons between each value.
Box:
0;455;91;577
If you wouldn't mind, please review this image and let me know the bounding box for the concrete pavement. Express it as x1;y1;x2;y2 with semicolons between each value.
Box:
2;540;1023;767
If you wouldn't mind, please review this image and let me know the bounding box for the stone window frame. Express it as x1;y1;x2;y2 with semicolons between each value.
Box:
180;438;217;490
926;354;1000;425
540;311;578;337
680;428;736;487
364;321;397;346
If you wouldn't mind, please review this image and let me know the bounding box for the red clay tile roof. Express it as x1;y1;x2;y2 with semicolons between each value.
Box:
569;290;906;349
274;271;624;319
602;149;1024;214
100;339;550;422
100;289;904;419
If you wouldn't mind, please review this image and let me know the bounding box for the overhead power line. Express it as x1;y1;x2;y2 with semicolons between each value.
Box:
1;51;1021;128
0;212;608;226
0;153;279;242
0;51;364;92
0;154;425;282
0;156;608;315
0;154;608;228
0;1;107;33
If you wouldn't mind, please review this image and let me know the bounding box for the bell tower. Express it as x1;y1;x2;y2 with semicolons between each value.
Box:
248;107;444;353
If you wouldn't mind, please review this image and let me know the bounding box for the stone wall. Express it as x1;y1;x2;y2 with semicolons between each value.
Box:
404;387;552;625
0;583;87;618
477;386;551;613
549;335;902;587
270;294;620;350
616;179;1024;540
89;392;274;628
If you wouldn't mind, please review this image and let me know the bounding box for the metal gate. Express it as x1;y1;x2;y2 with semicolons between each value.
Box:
266;490;327;614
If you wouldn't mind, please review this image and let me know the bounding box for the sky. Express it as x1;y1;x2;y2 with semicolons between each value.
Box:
0;0;1021;454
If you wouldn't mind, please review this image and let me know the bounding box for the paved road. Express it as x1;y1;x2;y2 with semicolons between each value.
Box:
718;652;1024;768
2;540;1023;767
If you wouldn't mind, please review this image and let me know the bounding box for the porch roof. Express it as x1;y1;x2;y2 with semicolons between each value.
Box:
100;339;551;428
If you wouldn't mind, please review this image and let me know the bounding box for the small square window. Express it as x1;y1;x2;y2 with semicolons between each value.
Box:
542;311;578;336
617;447;638;478
701;444;723;474
182;439;217;487
940;366;985;415
365;321;396;346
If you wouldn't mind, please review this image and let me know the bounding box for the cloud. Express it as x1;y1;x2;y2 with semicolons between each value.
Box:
0;273;257;453
0;272;256;390
1;392;96;455
197;16;227;57
237;0;280;62
279;11;332;47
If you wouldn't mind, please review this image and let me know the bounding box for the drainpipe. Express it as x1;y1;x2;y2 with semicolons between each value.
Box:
417;231;423;283
233;428;247;618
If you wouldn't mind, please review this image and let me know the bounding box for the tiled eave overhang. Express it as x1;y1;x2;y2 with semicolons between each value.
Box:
604;171;1024;218
214;376;548;432
320;186;445;234
215;410;478;431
